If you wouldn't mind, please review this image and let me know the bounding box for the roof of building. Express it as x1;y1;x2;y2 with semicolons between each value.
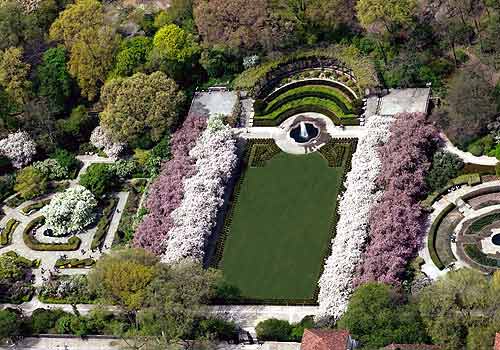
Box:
381;344;442;350
300;329;349;350
495;333;500;350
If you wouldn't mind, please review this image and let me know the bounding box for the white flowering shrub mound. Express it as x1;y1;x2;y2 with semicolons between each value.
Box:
316;115;394;323
162;115;237;263
0;131;36;169
42;185;98;236
90;126;126;159
33;159;68;180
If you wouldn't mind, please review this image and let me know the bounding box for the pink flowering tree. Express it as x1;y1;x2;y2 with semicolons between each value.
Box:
133;114;207;255
161;114;237;263
90;126;126;159
356;112;441;285
0;131;36;169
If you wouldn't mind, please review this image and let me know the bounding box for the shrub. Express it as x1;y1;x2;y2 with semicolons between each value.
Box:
0;218;19;245
23;217;82;251
468;143;484;156
31;308;68;334
42;186;97;236
255;319;293;341
91;197;117;250
0;174;15;201
14;166;48;200
426;151;464;191
55;258;95;268
79;163;116;197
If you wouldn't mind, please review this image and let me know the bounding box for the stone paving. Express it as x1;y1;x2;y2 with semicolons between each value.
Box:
0;156;128;287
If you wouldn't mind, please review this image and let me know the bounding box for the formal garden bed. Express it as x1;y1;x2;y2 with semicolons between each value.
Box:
23;217;82;251
20;199;51;216
0;218;20;246
210;138;356;304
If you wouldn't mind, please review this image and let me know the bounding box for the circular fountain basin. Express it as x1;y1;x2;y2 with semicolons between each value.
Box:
289;122;319;144
492;234;500;246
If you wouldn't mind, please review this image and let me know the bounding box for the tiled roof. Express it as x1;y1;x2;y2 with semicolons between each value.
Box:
300;329;349;350
495;333;500;350
381;344;442;350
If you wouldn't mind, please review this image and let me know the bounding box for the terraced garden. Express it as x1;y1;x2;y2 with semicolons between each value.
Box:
253;81;359;127
212;139;356;303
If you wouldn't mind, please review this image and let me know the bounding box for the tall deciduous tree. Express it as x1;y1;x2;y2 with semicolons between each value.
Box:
418;269;500;350
356;0;416;34
153;24;199;63
0;47;31;107
99;71;185;146
36;46;72;114
338;283;429;348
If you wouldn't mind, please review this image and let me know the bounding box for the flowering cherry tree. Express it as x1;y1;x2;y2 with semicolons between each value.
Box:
133;114;207;254
0;131;36;169
161;114;237;263
90;126;126;159
356;112;440;285
316;115;394;322
42;185;97;236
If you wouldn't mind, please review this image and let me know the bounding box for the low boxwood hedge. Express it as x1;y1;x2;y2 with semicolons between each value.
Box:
427;203;456;270
23;216;81;251
21;199;51;215
263;79;357;102
253;104;359;127
91;197;118;250
55;257;95;268
422;173;481;208
259;86;354;116
464;244;500;267
256;96;356;121
1;218;19;245
3;251;40;268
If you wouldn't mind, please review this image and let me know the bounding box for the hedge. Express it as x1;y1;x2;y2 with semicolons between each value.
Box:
256;96;356;121
264;79;357;103
253;104;359;127
23;216;82;251
1;218;19;245
55;257;95;268
91;197;118;250
467;212;500;234
258;88;354;118
21;199;51;215
464;244;500;267
427;203;456;270
3;250;40;268
249;140;282;167
422;173;481;208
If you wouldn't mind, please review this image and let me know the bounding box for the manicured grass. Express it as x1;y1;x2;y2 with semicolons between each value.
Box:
219;152;344;301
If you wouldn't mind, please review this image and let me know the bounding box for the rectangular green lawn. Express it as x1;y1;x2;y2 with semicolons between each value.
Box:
219;150;344;302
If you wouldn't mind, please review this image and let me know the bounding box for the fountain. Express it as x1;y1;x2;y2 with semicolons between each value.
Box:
300;121;308;139
289;121;319;143
492;233;500;246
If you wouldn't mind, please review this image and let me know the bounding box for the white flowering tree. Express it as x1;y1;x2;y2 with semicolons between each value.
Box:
316;115;394;323
33;159;68;180
0;131;36;169
42;185;98;236
90;126;126;159
162;115;237;263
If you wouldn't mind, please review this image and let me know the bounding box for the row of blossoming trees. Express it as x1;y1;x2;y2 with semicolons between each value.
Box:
317;112;440;322
134;114;237;262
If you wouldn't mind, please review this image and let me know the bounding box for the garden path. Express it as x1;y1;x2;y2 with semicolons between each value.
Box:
442;133;498;166
234;113;368;155
0;155;128;286
419;180;500;279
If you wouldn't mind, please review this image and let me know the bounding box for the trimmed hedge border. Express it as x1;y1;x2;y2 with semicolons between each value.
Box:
209;138;357;305
21;199;51;215
91;197;118;250
464;244;500;268
55;257;95;268
1;218;20;245
253;104;359;127
263;79;357;103
3;250;40;268
23;216;82;251
427;203;456;270
249;140;282;167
